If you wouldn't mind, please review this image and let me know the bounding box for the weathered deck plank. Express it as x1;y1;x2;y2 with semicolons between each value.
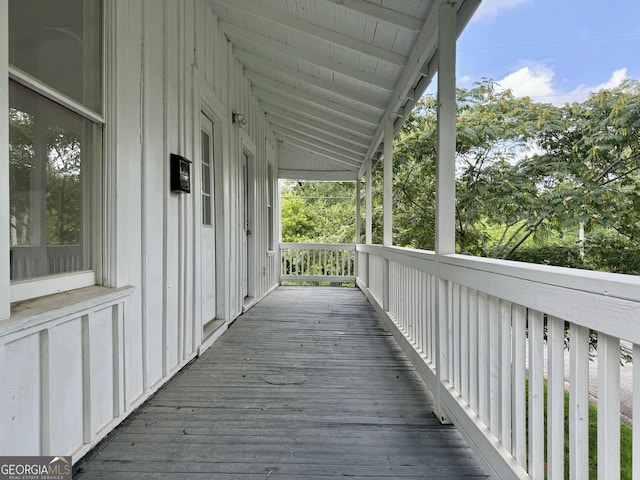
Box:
74;286;489;479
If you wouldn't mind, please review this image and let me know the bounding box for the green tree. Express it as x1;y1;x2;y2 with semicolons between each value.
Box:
378;79;640;273
280;181;356;243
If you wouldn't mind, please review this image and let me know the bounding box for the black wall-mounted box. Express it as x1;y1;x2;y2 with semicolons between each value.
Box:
170;153;191;193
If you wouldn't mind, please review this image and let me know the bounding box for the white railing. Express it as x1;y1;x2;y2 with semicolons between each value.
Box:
357;243;640;480
280;243;355;283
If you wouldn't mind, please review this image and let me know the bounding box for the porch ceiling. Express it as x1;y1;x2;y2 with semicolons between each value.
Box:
211;0;480;180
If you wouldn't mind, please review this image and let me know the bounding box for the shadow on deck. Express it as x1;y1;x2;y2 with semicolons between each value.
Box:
74;286;490;479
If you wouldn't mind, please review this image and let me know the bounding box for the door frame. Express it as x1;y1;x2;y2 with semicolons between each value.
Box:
195;101;226;338
239;131;256;305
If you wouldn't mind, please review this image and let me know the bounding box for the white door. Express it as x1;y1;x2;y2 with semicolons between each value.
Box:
200;112;216;322
242;151;250;299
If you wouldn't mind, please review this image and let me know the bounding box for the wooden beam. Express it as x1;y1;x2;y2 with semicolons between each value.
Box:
257;93;377;135
263;104;372;144
364;2;440;160
434;0;458;428
275;132;362;169
279;142;360;171
220;21;396;91
356;178;361;244
213;0;408;66
273;126;364;164
435;3;457;256
322;0;424;32
279;169;358;181
246;71;381;125
235;49;389;109
383;117;393;247
365;157;372;245
266;113;370;151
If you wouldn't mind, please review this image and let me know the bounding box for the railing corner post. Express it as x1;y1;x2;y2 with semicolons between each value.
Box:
364;252;370;288
383;257;390;312
434;275;451;425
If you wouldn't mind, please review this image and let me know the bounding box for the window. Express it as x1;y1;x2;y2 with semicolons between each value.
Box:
8;0;102;298
201;129;213;226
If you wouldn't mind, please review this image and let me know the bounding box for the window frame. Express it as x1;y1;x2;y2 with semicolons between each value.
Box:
8;64;104;304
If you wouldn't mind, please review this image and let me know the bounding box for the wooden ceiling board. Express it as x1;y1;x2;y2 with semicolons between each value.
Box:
211;0;479;177
264;109;372;147
258;95;378;138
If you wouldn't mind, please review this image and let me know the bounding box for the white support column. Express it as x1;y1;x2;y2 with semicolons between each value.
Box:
435;1;457;256
355;177;361;244
434;0;457;424
365;157;372;245
0;0;10;320
383;117;393;247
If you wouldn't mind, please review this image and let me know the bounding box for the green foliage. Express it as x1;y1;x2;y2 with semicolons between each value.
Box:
375;78;640;273
526;378;632;479
280;181;356;243
281;79;640;275
9;108;82;247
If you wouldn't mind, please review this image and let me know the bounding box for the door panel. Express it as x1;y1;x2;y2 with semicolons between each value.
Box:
200;112;216;322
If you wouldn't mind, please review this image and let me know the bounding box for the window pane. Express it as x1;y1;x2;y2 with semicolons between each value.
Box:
201;130;212;225
202;199;211;227
9;81;93;281
9;0;103;113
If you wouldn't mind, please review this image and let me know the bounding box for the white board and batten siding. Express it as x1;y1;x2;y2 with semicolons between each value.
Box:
0;0;279;461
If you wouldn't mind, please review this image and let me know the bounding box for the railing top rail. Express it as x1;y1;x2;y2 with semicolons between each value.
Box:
280;243;356;250
358;243;640;302
440;253;640;303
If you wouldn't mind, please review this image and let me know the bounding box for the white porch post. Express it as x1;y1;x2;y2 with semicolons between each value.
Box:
365;157;372;245
0;0;9;321
355;177;361;244
355;175;361;282
383;117;393;247
434;0;457;424
382;117;393;311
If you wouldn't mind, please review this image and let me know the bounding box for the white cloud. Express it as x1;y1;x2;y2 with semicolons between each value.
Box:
497;64;556;101
566;68;628;102
495;64;628;105
472;0;531;21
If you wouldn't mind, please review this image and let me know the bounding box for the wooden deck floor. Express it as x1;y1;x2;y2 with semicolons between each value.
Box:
74;286;490;479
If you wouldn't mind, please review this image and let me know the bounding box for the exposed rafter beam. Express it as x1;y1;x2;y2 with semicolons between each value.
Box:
363;1;440;164
278;142;360;172
280;143;359;172
279;169;358;181
265;111;370;149
274;131;362;169
269;118;368;156
246;71;381;125
235;49;389;110
263;103;372;142
257;93;376;137
322;0;424;32
273;125;365;162
213;0;408;66
219;22;395;91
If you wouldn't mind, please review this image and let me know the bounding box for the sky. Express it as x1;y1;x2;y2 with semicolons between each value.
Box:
441;0;640;105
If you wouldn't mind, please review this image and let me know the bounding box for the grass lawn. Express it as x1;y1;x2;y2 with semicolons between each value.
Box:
538;381;633;478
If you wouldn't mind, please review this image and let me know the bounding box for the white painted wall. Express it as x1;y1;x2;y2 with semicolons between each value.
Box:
0;0;9;322
0;0;279;462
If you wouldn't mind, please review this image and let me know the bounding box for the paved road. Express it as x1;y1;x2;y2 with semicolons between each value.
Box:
579;343;634;425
